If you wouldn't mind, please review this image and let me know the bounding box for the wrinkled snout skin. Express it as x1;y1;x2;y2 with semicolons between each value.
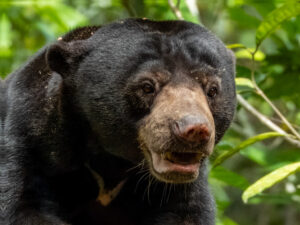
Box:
138;83;216;183
139;84;215;154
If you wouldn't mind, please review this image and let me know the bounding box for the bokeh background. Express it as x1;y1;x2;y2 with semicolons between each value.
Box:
1;1;300;225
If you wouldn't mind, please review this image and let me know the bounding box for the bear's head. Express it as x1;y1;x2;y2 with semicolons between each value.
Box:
46;19;236;183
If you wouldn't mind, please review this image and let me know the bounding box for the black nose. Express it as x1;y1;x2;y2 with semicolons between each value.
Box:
172;115;211;144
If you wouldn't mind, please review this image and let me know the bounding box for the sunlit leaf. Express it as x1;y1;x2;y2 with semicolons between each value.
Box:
235;77;254;93
227;0;244;7
0;14;12;57
235;48;265;61
235;77;254;89
212;132;284;168
256;1;300;47
226;43;246;49
242;162;300;203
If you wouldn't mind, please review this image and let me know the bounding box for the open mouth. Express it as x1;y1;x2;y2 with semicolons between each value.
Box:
163;152;203;165
148;150;206;183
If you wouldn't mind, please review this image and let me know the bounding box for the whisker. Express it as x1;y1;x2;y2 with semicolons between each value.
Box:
134;170;150;193
160;183;167;207
166;183;172;203
148;176;154;204
136;167;149;175
145;174;154;204
126;159;146;173
184;183;188;200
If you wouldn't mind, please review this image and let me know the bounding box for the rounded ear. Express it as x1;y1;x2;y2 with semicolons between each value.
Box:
46;40;90;77
226;48;236;77
227;49;236;64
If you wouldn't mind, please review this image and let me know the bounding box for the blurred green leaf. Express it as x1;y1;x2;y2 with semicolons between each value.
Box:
144;0;175;20
0;14;12;57
226;43;247;49
37;4;88;30
256;1;300;47
235;48;265;61
235;77;254;93
241;146;300;167
212;132;284;168
240;146;271;166
215;140;236;152
210;166;249;190
209;178;231;211
217;216;239;225
246;192;300;205
242;162;300;203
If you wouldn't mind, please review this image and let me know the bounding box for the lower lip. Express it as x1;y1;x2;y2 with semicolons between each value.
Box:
165;162;200;173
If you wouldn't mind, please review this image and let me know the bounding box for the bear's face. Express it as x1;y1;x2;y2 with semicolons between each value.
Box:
132;70;216;183
46;19;236;183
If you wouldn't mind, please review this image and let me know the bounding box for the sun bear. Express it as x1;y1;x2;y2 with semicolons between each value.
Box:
3;19;236;225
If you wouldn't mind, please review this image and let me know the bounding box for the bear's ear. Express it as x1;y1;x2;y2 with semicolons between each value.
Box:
226;48;236;77
46;40;90;77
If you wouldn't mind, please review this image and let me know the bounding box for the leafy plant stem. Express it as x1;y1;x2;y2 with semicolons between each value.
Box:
237;94;300;148
249;51;300;141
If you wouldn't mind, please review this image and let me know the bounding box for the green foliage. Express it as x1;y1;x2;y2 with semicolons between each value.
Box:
1;0;300;224
256;1;300;48
0;14;12;58
210;1;300;224
0;0;89;78
212;132;284;168
210;166;249;190
242;162;300;203
235;77;254;93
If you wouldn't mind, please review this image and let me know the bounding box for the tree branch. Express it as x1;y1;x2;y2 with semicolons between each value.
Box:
237;94;300;148
250;52;300;140
168;0;184;20
254;82;300;140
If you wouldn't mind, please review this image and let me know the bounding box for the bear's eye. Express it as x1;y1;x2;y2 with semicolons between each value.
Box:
142;83;155;94
207;86;218;98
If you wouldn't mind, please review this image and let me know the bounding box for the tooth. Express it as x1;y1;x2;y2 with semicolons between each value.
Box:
165;152;172;160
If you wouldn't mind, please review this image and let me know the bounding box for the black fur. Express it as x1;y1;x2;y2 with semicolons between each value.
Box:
3;19;236;225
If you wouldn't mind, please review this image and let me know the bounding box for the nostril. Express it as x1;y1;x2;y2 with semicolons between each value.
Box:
196;125;210;142
187;128;194;135
183;124;210;143
172;116;211;144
